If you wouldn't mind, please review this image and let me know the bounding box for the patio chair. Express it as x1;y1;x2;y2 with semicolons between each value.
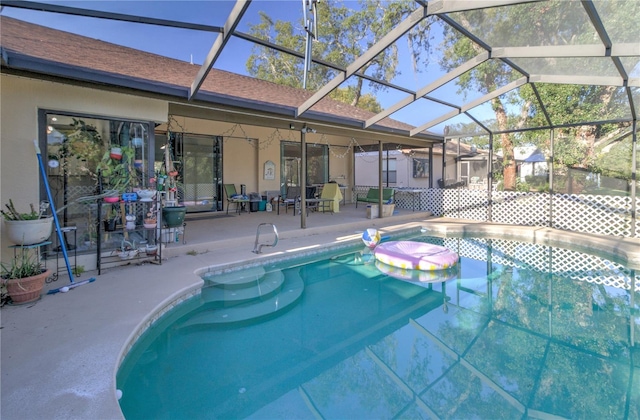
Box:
302;186;320;215
281;186;301;214
224;184;250;215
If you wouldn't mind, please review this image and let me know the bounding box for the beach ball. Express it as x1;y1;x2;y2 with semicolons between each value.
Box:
360;247;375;264
362;228;381;249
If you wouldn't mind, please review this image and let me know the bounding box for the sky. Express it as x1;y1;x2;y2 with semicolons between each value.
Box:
1;1;475;136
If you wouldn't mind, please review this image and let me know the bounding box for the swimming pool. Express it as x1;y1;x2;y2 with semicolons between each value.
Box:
117;233;640;419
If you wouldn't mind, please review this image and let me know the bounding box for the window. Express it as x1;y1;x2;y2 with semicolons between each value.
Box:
383;158;396;184
41;111;154;255
413;158;429;178
281;141;328;192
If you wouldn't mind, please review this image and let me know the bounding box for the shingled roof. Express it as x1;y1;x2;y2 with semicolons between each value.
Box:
1;16;433;138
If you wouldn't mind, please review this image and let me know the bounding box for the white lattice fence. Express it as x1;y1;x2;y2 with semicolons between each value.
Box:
424;189;444;216
443;237;638;291
636;197;640;237
457;191;489;220
551;194;633;237
354;185;638;238
491;192;550;226
63;185;98;218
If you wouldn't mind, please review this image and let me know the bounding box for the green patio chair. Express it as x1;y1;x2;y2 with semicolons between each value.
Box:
224;184;249;215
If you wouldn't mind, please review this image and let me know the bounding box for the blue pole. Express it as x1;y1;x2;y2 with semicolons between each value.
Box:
34;140;76;283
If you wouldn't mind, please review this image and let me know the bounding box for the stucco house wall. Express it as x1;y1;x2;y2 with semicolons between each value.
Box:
157;116;353;200
1;74;357;264
0;74;168;262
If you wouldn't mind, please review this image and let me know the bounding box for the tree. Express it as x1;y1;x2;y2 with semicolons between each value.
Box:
438;1;636;190
246;0;435;111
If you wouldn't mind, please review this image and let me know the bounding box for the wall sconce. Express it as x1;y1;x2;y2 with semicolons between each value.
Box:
289;123;295;129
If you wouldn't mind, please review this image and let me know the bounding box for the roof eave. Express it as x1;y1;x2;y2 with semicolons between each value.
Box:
2;50;190;98
2;49;442;145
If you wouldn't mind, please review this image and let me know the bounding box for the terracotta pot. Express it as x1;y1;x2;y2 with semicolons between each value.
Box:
4;269;51;304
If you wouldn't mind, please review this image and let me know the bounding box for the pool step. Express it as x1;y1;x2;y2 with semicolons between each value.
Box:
201;270;284;304
182;271;304;327
202;266;267;289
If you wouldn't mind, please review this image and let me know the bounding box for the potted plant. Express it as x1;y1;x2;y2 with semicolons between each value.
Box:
103;207;119;232
144;208;157;229
96;145;139;198
1;247;51;304
1;200;54;245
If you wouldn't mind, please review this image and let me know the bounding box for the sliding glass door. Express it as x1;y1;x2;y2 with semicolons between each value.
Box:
158;133;222;212
280;141;328;194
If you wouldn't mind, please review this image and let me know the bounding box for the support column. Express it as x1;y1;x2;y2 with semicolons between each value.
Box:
378;141;384;217
549;129;555;228
630;119;637;237
300;128;307;229
487;133;493;222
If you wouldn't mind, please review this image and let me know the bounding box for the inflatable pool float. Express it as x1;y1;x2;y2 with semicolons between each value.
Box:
374;241;458;271
375;261;459;284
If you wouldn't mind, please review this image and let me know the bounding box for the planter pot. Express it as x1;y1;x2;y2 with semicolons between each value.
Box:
137;189;155;202
118;250;138;261
4;269;51;304
110;147;122;160
104;196;120;203
162;206;186;228
104;219;117;232
4;217;54;245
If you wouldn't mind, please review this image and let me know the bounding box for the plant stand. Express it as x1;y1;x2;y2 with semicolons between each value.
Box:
96;191;163;274
45;226;77;282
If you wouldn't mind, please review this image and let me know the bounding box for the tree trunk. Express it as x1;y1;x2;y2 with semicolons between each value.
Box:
350;75;364;107
494;99;516;190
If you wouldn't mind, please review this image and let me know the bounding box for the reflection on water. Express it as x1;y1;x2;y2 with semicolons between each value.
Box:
118;236;640;419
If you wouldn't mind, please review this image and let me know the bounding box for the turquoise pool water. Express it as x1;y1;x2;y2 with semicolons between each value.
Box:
117;234;640;419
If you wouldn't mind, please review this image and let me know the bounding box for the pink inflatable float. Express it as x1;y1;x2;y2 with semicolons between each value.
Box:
375;261;458;284
374;241;458;271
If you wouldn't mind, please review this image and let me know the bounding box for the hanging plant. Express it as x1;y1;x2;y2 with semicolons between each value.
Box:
96;146;139;193
67;118;103;171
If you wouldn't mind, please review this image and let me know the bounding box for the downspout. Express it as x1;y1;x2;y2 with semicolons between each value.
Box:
457;138;461;181
441;139;446;185
429;147;434;188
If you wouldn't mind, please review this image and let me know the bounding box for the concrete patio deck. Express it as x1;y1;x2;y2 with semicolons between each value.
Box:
1;204;436;420
2;204;639;420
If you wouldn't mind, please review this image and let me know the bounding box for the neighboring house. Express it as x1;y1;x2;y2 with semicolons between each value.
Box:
0;16;439;264
356;141;489;188
513;146;549;181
